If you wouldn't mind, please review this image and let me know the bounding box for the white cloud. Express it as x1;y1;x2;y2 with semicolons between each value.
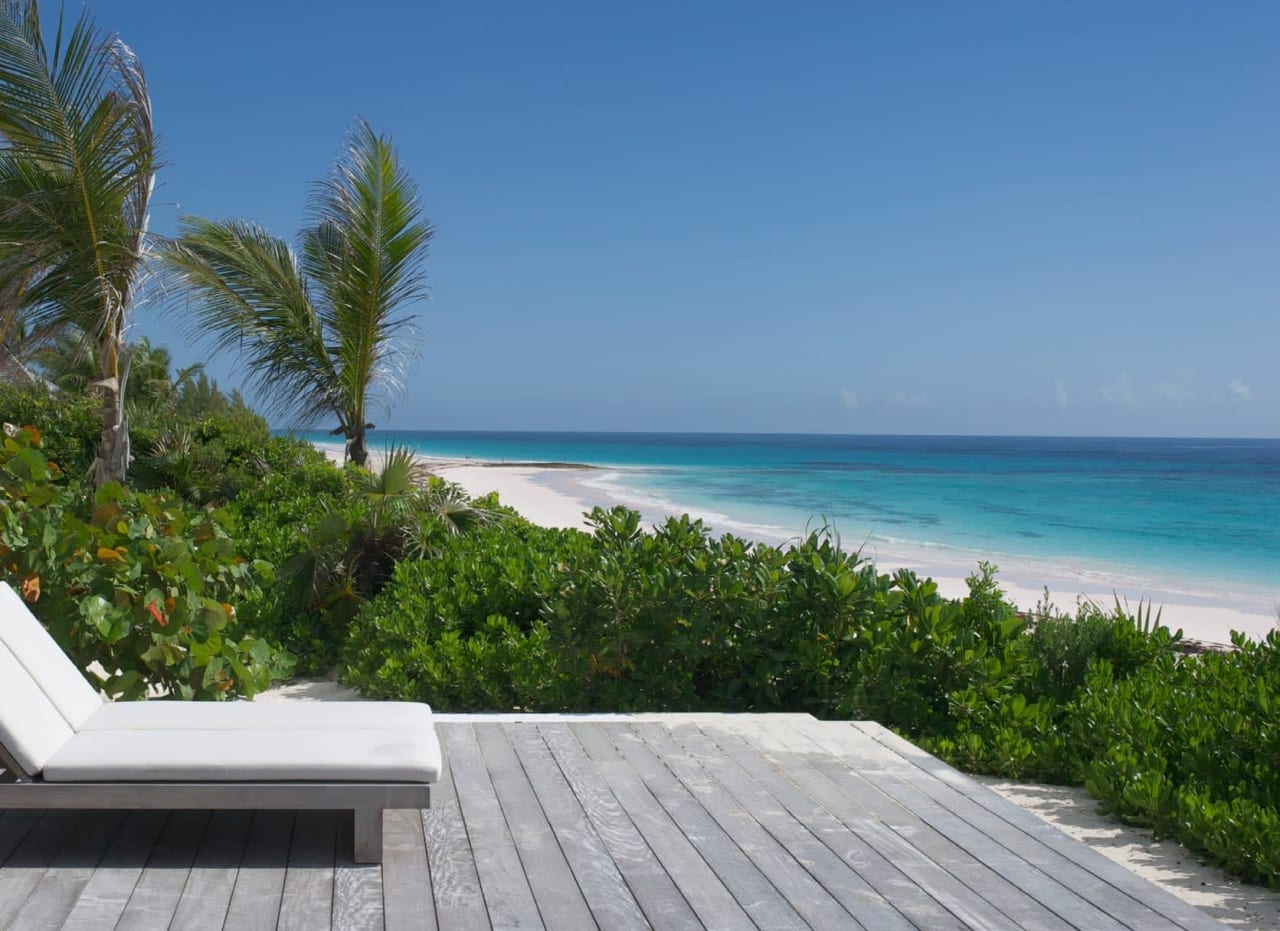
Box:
1099;373;1139;409
889;389;928;408
1228;379;1253;401
1154;369;1193;404
841;388;859;409
1053;381;1069;408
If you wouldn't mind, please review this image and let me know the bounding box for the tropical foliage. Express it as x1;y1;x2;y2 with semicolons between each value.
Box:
0;0;157;486
160;121;432;467
0;424;291;699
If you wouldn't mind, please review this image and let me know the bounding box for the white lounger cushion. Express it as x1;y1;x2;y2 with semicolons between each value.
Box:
43;725;442;783
82;699;433;732
0;641;75;774
0;584;103;730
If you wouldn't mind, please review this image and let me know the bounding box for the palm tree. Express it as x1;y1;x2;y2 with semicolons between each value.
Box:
0;0;157;486
160;120;432;467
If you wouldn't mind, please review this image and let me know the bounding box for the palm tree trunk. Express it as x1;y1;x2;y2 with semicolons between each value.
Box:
91;334;129;487
93;387;130;486
346;426;368;468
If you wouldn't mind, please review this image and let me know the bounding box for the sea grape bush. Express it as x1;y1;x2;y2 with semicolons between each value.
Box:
0;425;293;699
1074;634;1280;885
342;508;1030;726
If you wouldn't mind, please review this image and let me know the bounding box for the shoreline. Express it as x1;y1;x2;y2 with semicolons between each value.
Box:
317;443;1277;646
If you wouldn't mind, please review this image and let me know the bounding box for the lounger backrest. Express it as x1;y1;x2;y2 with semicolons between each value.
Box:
0;583;103;736
0;636;76;775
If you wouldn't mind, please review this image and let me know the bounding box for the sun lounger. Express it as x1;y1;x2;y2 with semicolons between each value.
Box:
0;583;440;863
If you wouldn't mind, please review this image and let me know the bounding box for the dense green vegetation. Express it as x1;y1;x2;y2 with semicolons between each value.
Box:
2;386;1278;886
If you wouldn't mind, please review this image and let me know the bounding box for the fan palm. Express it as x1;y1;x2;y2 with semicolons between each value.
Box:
160;120;432;467
0;0;156;486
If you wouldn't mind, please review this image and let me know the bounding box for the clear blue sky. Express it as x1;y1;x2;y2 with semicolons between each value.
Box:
98;0;1278;436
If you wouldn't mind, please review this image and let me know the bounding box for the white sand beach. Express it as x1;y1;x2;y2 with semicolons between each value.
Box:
317;442;1276;646
430;458;1272;647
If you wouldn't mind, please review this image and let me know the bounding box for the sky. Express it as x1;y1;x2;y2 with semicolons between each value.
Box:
88;0;1279;437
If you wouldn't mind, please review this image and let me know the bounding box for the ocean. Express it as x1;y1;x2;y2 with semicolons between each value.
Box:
302;431;1280;614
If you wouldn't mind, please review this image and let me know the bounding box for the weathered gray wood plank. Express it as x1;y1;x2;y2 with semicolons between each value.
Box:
114;809;210;931
698;723;966;930
439;722;542;929
278;809;336;931
223;809;295;931
716;712;1013;931
667;722;915;930
643;721;884;930
168;809;253;931
333;808;385;931
814;720;1145;930
0;810;81;927
851;721;1226;931
766;721;1061;930
506;724;649;930
539;722;696;929
789;719;1099;931
605;723;810;930
383;806;436;931
570;722;755;930
5;810;123;931
473;724;597;928
59;810;168;931
0;810;40;864
422;748;489;931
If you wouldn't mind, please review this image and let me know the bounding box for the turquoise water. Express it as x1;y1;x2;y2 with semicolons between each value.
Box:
303;431;1280;596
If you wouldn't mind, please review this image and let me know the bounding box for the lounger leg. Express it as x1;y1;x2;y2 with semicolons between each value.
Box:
353;808;384;863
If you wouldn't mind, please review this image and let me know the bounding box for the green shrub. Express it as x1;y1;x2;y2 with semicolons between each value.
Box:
342;507;1026;721
339;523;570;707
0;425;293;699
1073;633;1280;884
840;564;1027;738
1027;594;1179;703
130;406;283;503
0;383;100;477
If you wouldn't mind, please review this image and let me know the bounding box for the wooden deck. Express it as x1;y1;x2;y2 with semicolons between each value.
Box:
0;714;1222;929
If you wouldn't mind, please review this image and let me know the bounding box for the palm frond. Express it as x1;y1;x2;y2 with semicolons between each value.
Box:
302;119;432;425
159;217;343;427
0;0;155;356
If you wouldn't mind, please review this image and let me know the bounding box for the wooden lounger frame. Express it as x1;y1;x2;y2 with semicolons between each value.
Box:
0;738;430;863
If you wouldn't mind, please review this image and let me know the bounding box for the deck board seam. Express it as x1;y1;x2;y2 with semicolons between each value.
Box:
825;722;1162;930
710;720;1023;930
537;721;699;929
665;722;913;930
691;723;967;931
612;721;812;929
849;721;1223;931
783;721;1071;930
472;722;553;929
793;720;1129;931
565;721;754;928
477;721;596;928
631;721;869;930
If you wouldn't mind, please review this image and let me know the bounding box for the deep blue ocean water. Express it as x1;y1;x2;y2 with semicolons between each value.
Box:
302;431;1280;597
